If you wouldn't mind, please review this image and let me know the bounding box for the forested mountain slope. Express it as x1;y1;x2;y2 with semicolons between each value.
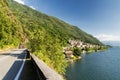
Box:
0;0;103;74
0;0;24;49
7;0;102;45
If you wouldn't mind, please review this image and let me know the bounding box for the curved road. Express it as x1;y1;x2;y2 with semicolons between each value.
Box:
0;49;26;80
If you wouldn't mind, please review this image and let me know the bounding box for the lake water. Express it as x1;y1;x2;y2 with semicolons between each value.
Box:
66;47;120;80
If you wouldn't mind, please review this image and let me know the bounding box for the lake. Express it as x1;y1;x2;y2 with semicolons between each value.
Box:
66;47;120;80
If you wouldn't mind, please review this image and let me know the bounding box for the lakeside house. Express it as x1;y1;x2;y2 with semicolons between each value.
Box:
64;39;102;59
65;50;74;58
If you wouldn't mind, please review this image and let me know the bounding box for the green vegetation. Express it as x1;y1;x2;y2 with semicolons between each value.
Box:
0;0;105;74
64;40;108;61
0;0;24;49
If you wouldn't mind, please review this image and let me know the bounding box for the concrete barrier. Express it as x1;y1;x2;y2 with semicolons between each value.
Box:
31;54;64;80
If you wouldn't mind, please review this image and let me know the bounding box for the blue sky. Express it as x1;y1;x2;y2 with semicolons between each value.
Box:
14;0;120;41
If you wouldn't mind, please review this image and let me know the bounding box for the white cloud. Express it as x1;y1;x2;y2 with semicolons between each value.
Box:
30;6;36;10
13;0;36;10
95;34;120;41
14;0;25;5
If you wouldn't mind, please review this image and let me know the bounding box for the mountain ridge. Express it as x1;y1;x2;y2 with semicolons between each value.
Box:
8;0;103;45
1;0;104;74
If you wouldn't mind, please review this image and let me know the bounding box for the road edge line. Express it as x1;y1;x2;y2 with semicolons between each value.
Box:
14;53;26;80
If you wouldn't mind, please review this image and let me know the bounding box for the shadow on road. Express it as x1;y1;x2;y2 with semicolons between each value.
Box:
19;59;40;80
3;60;23;80
0;51;26;59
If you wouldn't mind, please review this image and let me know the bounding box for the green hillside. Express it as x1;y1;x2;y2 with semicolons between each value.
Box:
0;0;25;49
1;0;104;74
7;0;103;45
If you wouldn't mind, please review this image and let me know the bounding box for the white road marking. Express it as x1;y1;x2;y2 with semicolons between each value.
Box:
14;53;26;80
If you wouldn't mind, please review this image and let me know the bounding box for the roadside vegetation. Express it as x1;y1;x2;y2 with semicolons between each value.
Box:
0;0;107;74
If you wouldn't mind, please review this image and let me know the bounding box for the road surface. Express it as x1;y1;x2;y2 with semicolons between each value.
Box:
0;49;26;80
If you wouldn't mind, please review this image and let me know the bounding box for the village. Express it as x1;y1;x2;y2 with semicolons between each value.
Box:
63;39;105;61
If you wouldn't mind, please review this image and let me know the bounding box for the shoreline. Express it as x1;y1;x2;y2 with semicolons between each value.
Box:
66;48;107;63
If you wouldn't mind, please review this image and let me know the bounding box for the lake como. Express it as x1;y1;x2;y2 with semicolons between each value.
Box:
66;47;120;80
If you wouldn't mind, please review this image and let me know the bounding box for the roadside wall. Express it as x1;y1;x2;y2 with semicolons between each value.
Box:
31;54;64;80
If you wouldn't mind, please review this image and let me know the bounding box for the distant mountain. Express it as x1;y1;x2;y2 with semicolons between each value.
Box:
103;41;120;46
1;0;104;74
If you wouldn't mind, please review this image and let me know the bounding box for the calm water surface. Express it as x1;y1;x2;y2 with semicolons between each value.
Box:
66;47;120;80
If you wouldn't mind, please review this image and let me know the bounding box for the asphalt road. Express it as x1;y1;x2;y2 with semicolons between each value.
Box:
0;49;26;80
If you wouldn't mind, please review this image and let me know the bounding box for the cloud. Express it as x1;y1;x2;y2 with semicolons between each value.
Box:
14;0;25;5
30;6;36;10
13;0;36;10
95;34;120;41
